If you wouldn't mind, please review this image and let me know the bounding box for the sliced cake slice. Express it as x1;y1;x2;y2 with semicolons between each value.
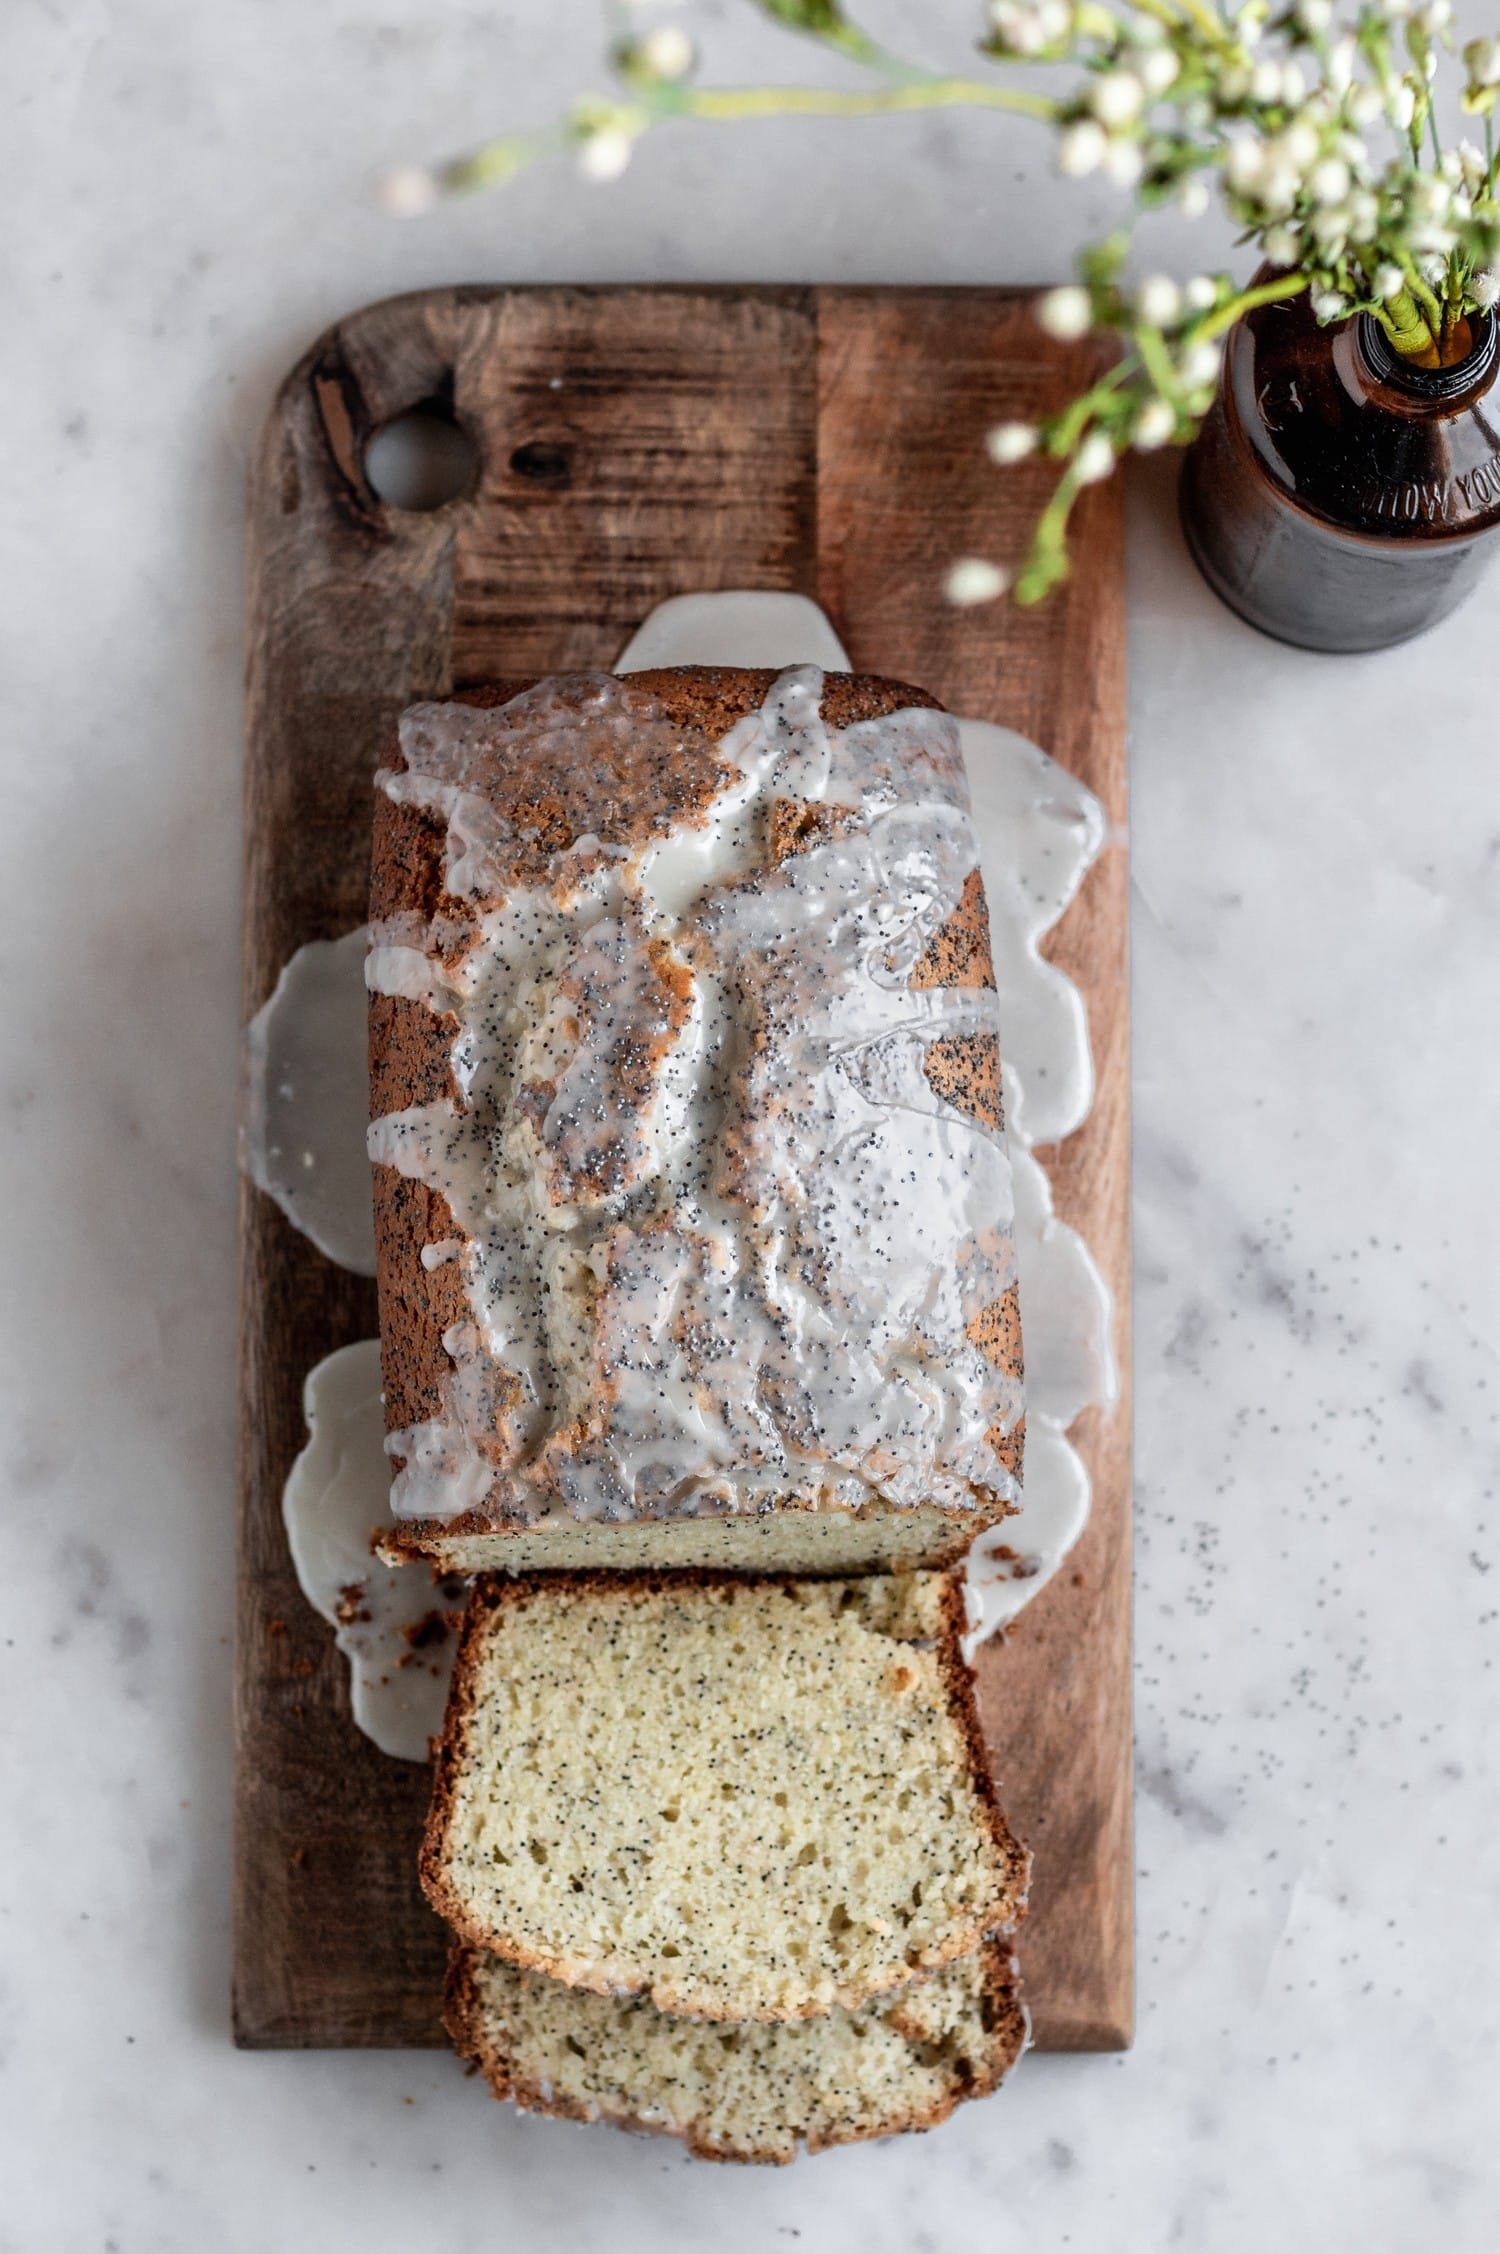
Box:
421;1570;1029;2023
445;1938;1028;2165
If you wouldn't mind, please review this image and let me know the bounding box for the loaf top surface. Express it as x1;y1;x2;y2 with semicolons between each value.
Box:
367;665;1023;1533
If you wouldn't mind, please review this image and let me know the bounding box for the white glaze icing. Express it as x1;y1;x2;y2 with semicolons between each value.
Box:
960;718;1103;1150
614;589;852;674
955;713;1117;1644
629;596;1117;1640
368;665;1023;1533
280;1339;467;1759
240;925;378;1275
268;593;1116;1753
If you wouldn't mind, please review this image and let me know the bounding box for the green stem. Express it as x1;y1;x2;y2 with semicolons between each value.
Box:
683;77;1061;125
1194;270;1310;344
1375;282;1438;361
1442;263;1467;359
1016;461;1086;605
1045;360;1134;454
1133;324;1179;397
1123;0;1229;48
1176;0;1235;47
1102;0;1192;33
1399;255;1445;337
441;126;570;192
440;70;1062;198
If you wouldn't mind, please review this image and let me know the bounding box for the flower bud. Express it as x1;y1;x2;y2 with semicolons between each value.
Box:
989;1;1048;55
986;422;1039;464
1347;191;1379;241
1058;119;1107;176
1037;285;1093;340
1225;139;1267;195
1282;122;1320;171
578;127;635;181
1465;38;1500;88
1074;432;1116;485
1136;275;1182;327
1310;157;1351;205
945;558;1010;606
376;165;438;216
1458;138;1489;191
1092;71;1146;127
1102;138;1146;187
639;26;695;81
1181;339;1222;388
1134;399;1177;450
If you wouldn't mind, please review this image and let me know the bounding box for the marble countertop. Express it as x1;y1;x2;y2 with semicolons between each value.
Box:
4;2;1497;2247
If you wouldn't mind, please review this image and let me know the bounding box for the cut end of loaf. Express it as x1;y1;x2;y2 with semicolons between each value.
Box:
421;1569;1029;2025
445;1937;1029;2165
376;1494;1008;1576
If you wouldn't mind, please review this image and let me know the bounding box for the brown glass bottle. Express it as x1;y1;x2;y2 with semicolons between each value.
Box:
1180;280;1500;651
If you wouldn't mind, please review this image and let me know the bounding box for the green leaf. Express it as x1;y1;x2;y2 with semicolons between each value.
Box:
753;0;888;66
1079;233;1129;292
756;0;858;40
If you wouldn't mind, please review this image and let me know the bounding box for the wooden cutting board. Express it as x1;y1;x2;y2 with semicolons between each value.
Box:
235;284;1131;2052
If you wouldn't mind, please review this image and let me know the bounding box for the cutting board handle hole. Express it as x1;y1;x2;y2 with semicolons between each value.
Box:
364;400;479;512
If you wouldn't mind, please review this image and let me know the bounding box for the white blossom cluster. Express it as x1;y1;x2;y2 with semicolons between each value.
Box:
955;0;1500;599
979;0;1500;344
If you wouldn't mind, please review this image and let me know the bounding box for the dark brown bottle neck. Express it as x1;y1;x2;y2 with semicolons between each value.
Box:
1352;310;1499;415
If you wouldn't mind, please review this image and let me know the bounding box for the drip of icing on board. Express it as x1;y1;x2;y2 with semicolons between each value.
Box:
241;927;378;1274
281;1340;467;1760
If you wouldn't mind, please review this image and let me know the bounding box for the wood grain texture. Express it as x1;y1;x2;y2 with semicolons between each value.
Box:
812;292;1133;2050
235;284;1130;2053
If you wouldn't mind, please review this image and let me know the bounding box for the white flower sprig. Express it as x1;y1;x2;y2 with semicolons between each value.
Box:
381;0;1500;605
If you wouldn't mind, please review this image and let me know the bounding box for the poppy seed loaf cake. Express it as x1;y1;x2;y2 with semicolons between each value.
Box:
367;665;1024;1576
445;1936;1028;2164
421;1570;1029;2023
